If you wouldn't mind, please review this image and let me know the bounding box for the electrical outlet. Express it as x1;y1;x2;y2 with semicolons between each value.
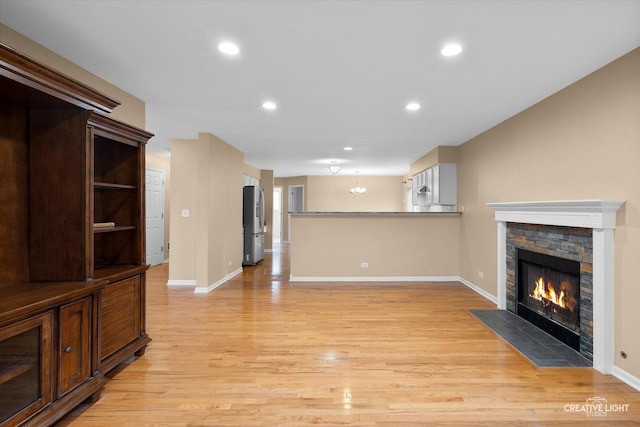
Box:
478;271;484;278
361;262;369;268
181;209;190;217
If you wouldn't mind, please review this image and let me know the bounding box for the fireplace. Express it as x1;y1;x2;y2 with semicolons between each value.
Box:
488;199;624;374
516;249;581;350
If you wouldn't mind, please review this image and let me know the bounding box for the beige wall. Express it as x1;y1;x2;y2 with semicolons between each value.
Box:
306;175;404;212
410;145;459;175
243;162;262;180
146;151;171;261
168;139;198;281
261;170;275;250
456;47;640;377
169;133;243;290
1;24;146;128
290;215;460;278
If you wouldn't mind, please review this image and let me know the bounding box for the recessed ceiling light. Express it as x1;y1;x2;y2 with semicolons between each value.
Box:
441;43;462;57
218;42;240;55
262;101;277;110
344;146;353;151
406;102;421;111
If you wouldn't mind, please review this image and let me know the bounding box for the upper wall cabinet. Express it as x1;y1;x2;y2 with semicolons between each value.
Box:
412;163;457;211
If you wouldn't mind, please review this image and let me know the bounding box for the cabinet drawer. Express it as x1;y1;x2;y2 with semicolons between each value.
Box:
101;276;141;359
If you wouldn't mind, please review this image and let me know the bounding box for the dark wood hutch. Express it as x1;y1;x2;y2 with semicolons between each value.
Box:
0;44;152;426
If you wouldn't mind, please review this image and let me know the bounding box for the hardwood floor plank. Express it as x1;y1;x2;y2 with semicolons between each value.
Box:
55;244;640;426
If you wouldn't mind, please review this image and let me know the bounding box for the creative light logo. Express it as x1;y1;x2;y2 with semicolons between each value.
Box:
564;397;630;417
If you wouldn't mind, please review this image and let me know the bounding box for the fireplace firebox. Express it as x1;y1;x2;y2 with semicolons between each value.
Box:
516;249;581;350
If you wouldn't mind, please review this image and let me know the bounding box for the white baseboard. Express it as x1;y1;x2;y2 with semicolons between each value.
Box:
458;276;498;305
194;278;225;294
289;275;460;282
288;275;498;308
167;279;195;287
227;267;243;280
612;366;640;392
193;268;244;294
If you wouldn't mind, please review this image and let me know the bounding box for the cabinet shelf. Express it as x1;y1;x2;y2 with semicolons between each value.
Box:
93;225;136;234
93;264;148;282
94;182;136;190
0;358;37;385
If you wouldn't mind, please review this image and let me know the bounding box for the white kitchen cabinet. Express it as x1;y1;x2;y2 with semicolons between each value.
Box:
412;163;457;210
424;167;433;205
431;163;457;206
412;170;424;206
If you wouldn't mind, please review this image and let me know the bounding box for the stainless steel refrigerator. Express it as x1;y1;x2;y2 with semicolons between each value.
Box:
242;185;264;265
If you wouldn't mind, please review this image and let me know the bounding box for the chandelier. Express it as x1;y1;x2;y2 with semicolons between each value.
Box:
349;183;366;196
327;161;341;174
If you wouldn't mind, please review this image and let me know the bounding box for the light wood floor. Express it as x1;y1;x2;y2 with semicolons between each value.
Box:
57;244;640;426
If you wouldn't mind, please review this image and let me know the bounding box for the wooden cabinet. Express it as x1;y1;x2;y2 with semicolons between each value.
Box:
89;114;152;372
0;43;152;425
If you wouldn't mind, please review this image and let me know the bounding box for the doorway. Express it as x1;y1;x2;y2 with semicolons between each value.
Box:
287;185;304;243
145;168;165;266
288;185;304;213
273;187;283;243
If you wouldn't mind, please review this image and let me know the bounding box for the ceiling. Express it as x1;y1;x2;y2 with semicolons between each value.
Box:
1;1;639;177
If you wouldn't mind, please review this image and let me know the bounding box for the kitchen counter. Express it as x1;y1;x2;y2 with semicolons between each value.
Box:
289;211;461;280
289;211;461;216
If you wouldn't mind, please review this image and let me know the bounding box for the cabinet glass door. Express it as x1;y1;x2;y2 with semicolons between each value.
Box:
0;312;52;426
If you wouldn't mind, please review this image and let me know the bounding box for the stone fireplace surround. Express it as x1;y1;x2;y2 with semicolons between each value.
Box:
488;200;624;374
506;223;592;358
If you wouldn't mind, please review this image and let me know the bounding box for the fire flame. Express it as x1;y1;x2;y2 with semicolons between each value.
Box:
532;277;566;309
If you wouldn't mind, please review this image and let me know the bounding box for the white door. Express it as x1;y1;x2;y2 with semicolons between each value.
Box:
288;185;304;213
145;168;164;266
287;185;304;243
273;187;283;243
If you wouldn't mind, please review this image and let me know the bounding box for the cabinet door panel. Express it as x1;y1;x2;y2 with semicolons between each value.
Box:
0;312;52;426
59;298;91;396
432;165;440;204
101;276;141;359
425;168;433;205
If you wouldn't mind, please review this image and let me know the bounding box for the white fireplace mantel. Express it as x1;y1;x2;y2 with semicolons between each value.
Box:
487;199;624;374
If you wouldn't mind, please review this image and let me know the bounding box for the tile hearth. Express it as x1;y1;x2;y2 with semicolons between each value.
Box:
470;309;591;368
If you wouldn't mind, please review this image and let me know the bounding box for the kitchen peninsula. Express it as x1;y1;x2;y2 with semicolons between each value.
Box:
289;211;462;282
